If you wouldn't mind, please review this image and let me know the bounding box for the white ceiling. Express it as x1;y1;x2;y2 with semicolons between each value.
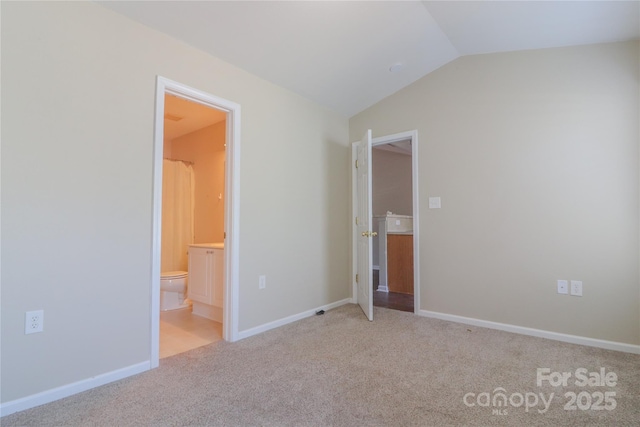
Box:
99;1;640;117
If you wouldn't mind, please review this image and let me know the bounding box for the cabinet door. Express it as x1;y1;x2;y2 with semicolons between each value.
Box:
212;249;224;308
188;247;213;305
387;234;413;295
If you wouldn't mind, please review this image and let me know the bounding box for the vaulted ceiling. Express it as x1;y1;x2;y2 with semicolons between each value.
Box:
99;1;640;117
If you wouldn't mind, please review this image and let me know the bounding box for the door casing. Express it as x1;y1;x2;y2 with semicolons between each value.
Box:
151;76;241;368
352;130;420;314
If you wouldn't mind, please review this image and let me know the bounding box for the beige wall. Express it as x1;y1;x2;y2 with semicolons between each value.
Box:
1;1;349;403
351;41;640;345
372;148;412;216
171;121;226;244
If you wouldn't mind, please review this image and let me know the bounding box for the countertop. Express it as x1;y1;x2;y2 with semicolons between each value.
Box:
189;243;224;249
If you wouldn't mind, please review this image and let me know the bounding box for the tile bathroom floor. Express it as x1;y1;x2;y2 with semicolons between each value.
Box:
160;307;222;359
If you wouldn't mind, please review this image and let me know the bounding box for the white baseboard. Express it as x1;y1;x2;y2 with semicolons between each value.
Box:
192;301;223;323
237;298;352;340
418;309;640;355
0;361;150;417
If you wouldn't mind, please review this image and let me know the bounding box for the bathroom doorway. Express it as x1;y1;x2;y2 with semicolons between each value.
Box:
159;94;225;358
151;77;241;368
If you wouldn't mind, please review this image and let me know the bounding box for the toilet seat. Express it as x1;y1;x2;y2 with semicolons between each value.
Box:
161;271;187;280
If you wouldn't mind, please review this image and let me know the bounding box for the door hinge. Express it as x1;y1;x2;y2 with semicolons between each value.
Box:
224;232;226;239
355;159;359;169
356;274;359;283
355;217;359;225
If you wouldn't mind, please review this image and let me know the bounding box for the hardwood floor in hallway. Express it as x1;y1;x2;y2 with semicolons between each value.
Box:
373;269;414;313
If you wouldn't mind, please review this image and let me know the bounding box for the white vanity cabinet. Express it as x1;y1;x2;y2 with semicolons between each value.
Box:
188;243;224;321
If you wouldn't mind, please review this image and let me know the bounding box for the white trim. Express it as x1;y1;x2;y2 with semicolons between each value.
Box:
0;362;150;417
351;144;359;303
152;76;242;370
237;299;352;340
371;130;420;314
151;78;165;368
419;310;640;355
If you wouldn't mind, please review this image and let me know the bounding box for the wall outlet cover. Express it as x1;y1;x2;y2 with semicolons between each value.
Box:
25;310;44;334
570;280;583;297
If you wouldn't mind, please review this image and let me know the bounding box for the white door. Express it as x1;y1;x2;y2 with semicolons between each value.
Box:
355;130;374;321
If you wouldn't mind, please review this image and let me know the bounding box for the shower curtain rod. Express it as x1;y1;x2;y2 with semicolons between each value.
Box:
163;157;194;165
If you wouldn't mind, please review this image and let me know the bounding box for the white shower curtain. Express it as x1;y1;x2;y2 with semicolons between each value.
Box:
161;159;195;273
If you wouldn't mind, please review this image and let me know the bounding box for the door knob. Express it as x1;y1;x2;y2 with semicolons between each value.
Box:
361;231;378;237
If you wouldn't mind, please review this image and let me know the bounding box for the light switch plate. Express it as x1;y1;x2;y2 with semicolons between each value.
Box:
429;197;441;209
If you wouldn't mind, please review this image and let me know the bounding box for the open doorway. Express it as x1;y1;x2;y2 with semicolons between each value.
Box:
151;77;241;368
159;94;226;358
371;133;418;313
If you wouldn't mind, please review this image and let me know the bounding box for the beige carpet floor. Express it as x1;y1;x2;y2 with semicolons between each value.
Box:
3;304;639;426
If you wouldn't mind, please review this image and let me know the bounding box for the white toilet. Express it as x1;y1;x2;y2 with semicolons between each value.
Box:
160;271;189;311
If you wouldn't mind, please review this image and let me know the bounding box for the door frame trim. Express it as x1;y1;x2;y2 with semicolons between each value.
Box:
352;130;420;313
151;76;241;368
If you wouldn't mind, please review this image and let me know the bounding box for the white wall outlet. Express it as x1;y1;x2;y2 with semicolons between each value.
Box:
570;280;583;297
557;280;568;295
259;275;266;290
25;310;44;334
